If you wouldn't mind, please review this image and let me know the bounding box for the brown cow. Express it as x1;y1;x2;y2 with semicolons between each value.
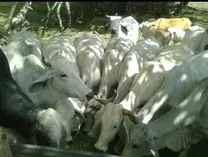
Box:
149;18;192;30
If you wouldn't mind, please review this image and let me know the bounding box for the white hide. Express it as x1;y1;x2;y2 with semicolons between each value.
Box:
53;99;76;142
154;44;194;71
181;25;208;54
8;31;42;60
139;22;155;38
1;47;46;96
93;43;194;152
37;108;68;148
107;15;123;32
36;35;92;102
42;35;77;64
117;16;139;45
74;33;104;88
167;27;186;43
97;37;134;98
117;36;163;85
119;43;194;108
122;77;208;157
138;50;208;124
2;46;91;107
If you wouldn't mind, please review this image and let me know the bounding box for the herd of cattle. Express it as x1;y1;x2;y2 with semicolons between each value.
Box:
0;15;208;157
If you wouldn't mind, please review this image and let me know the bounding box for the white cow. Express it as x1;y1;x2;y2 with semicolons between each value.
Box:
41;35;77;64
106;15;123;36
117;16;139;45
93;43;194;152
105;36;163;103
122;77;208;157
97;37;134;98
32;35;93;103
36;108;69;148
137;50;208;124
7;31;42;60
1;46;46;97
53;98;86;143
74;33;104;89
168;27;186;43
181;25;208;54
116;36;163;88
2;34;92;146
2;44;91;108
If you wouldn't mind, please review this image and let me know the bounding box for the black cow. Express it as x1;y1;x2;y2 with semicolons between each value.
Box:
0;48;70;149
0;48;39;144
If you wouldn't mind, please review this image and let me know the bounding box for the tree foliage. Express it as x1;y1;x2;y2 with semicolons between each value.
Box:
0;2;189;38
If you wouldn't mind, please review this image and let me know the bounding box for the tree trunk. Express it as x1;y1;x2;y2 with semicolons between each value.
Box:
162;2;169;15
175;1;188;15
182;2;188;9
65;2;71;28
56;2;64;32
42;2;58;36
10;2;33;32
3;2;18;34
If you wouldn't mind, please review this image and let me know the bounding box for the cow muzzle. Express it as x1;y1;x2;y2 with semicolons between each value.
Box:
94;142;108;153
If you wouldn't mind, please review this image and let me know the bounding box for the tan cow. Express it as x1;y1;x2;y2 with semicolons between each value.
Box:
149;18;192;30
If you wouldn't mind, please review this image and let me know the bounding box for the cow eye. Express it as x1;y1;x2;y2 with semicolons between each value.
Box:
113;125;118;129
60;74;67;77
132;143;140;148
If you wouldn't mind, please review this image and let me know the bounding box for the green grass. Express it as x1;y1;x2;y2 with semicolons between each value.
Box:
0;2;208;154
67;137;97;152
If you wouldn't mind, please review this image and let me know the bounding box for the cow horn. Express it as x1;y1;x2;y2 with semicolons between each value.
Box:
42;55;52;67
122;109;138;124
41;43;51;67
95;98;109;105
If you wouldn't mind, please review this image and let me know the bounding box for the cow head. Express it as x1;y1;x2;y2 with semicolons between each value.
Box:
82;96;104;133
28;64;92;103
94;100;138;152
117;16;139;45
106;14;123;38
82;93;116;134
122;116;160;157
87;104;105;139
36;108;67;148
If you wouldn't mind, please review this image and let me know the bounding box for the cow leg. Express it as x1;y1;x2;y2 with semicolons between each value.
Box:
177;144;191;157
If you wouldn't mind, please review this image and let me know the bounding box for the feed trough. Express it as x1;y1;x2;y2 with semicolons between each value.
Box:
10;143;121;157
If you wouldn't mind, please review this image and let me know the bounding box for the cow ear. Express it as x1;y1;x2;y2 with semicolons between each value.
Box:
90;104;103;111
74;109;86;122
28;71;54;93
123;116;135;142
